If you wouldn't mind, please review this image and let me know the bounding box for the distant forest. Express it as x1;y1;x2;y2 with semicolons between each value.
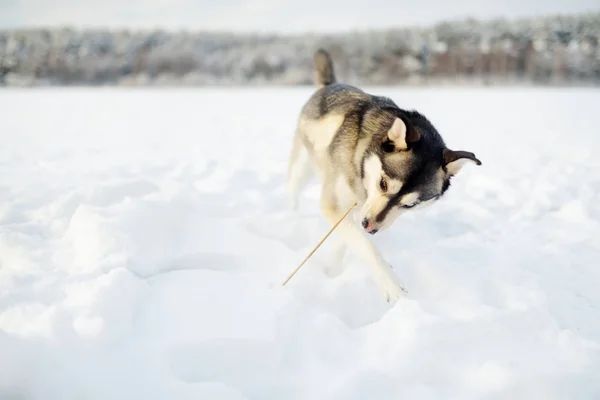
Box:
1;11;599;87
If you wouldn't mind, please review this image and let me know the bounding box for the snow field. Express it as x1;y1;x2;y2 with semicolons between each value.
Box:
1;87;599;399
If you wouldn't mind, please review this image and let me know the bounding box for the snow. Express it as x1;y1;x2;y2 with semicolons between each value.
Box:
1;86;600;399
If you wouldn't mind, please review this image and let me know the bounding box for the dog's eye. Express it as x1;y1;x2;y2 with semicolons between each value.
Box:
381;141;395;153
401;202;417;209
379;177;387;192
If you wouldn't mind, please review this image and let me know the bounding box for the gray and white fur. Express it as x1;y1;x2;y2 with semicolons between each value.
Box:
287;49;481;302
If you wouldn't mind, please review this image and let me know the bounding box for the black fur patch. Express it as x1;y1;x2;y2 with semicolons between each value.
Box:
381;140;396;153
441;178;451;194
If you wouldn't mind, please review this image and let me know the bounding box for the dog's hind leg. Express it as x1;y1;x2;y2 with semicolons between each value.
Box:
287;134;314;211
319;186;407;302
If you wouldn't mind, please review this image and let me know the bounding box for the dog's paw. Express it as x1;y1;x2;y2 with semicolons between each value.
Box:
323;243;347;278
323;262;345;278
383;284;408;303
287;197;299;212
287;201;296;212
378;275;408;303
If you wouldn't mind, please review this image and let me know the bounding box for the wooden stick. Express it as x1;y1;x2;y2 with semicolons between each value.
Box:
282;202;357;286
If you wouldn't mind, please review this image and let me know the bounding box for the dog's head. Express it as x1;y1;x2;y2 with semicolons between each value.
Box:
359;111;481;234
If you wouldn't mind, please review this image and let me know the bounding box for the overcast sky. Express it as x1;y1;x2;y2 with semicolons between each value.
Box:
1;0;598;33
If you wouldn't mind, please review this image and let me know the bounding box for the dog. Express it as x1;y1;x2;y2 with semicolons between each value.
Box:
286;49;481;302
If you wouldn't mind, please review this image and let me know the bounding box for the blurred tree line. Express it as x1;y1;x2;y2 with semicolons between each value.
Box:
1;11;599;87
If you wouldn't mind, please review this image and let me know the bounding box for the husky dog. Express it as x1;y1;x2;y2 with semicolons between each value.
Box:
287;49;481;302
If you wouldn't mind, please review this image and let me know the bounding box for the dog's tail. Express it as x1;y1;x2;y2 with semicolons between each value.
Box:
313;49;336;88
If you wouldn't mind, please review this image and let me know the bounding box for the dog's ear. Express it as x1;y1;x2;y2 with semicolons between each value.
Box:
443;149;482;175
384;118;420;152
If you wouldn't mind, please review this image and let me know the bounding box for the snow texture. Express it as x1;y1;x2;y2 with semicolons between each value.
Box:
1;87;599;399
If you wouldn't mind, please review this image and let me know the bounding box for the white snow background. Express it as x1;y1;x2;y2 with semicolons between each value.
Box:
0;87;599;399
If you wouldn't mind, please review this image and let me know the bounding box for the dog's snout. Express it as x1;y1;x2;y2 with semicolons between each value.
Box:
361;218;378;234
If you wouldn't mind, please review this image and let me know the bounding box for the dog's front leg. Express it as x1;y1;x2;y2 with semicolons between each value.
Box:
320;193;407;303
322;237;347;278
